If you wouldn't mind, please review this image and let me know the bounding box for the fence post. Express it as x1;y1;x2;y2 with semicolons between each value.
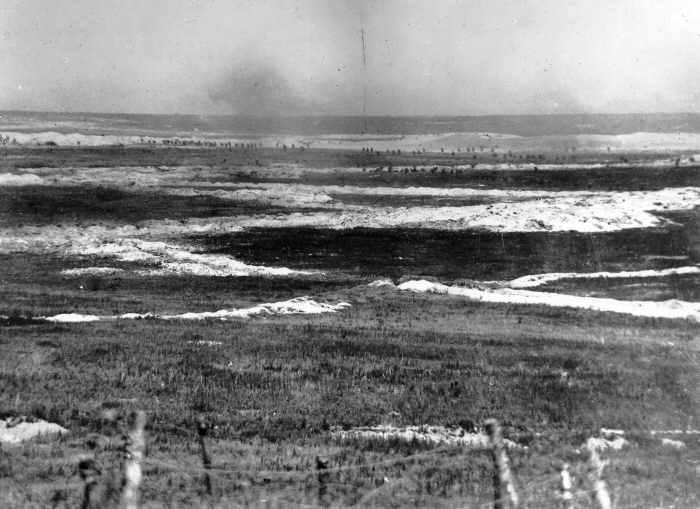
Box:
559;463;573;509
586;445;611;509
196;417;213;496
120;411;146;509
485;419;518;509
316;456;330;507
78;457;100;509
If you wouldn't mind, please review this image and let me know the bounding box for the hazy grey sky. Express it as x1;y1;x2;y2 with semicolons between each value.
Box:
2;0;700;115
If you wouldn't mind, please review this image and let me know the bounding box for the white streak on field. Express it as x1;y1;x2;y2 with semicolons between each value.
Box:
660;438;685;449
0;419;69;445
61;267;126;276
649;429;700;435
41;297;351;323
162;186;335;208
367;279;396;288
44;313;101;323
395;279;700;321
508;266;700;288
77;239;311;277
192;182;550;200
332;425;519;449
160;297;350;320
585;436;630;452
0;173;45;185
187;340;223;347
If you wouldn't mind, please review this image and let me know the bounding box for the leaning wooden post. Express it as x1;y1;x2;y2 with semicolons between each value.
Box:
485;419;518;509
120;411;146;509
316;456;330;507
196;417;213;496
559;463;573;509
586;443;611;509
78;457;100;509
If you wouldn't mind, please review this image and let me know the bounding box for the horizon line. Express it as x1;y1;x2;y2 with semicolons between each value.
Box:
3;109;700;119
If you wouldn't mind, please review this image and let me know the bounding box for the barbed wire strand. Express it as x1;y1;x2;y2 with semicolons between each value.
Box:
141;443;480;481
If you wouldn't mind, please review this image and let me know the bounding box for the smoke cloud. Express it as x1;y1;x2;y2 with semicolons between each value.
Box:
2;0;700;115
209;60;312;116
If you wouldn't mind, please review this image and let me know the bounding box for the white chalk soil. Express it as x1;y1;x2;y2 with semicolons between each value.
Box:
585;435;630;452
0;417;68;445
3;165;699;234
508;266;700;288
42;238;309;279
334;424;692;455
173;183;700;234
660;438;686;450
225;186;700;233
0;172;45;186
86;239;313;277
42;297;351;323
389;279;700;321
61;266;126;276
332;424;520;450
187;340;223;347
3;164;700;325
44;313;101;323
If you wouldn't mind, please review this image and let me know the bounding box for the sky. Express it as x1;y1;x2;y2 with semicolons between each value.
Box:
1;0;700;116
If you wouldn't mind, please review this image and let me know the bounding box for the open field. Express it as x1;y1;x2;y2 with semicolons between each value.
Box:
1;126;700;507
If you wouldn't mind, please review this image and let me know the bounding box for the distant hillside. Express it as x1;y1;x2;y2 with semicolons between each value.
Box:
3;111;700;136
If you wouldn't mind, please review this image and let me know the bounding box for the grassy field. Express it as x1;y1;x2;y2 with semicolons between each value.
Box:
191;221;695;281
3;145;700;191
1;145;699;507
1;290;699;507
0;184;325;227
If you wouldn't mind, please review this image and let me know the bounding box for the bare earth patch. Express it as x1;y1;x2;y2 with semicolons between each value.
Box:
0;418;68;445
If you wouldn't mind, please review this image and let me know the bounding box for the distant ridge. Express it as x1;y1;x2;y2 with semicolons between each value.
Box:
3;111;700;137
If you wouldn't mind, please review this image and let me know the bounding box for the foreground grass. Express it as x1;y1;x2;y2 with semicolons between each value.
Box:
1;290;699;507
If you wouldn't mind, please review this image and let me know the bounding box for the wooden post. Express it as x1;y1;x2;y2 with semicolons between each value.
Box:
485;419;518;509
559;463;573;509
78;457;101;509
316;456;330;507
586;445;611;509
120;411;146;509
196;417;213;496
